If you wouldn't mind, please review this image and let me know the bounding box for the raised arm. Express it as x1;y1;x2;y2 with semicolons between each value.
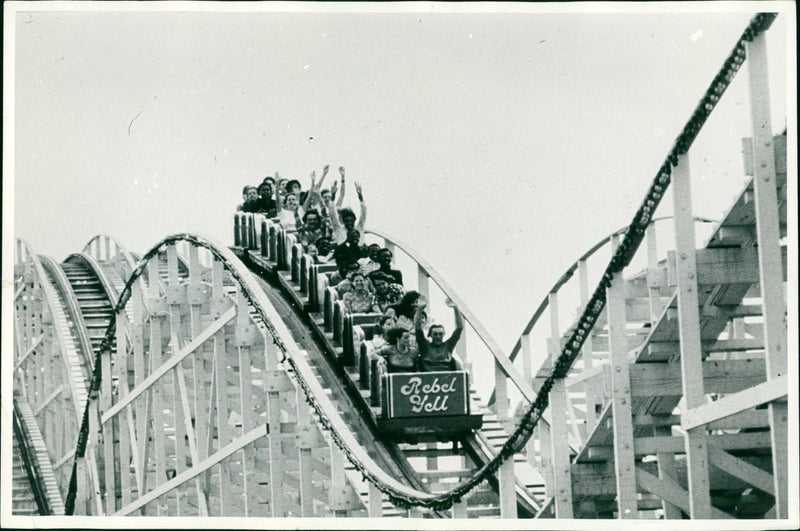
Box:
445;299;464;347
336;166;346;207
301;171;317;211
328;197;342;233
355;181;368;233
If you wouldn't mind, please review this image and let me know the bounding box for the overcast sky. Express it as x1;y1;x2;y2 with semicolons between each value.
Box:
6;2;794;357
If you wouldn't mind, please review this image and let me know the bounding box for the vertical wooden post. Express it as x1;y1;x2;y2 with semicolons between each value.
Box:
267;385;284;517
101;331;116;514
655;426;683;519
494;359;517;517
579;258;599;431
146;258;166;515
672;154;712;518
548;292;573;518
211;258;231;516
367;482;383;517
417;266;429;302
646;224;663;323
607;236;637;518
746;33;788;518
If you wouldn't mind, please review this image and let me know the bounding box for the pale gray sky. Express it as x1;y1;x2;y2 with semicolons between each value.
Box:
7;2;793;357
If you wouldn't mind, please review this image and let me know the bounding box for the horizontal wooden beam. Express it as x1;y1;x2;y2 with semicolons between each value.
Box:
629;359;766;397
682;374;787;430
636;432;771;455
702;304;763;319
647;339;765;355
580;432;771;461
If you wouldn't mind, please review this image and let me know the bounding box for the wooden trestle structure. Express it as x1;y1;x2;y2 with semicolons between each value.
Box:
8;14;794;523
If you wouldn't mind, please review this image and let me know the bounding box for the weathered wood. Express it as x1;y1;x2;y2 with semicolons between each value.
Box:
547;293;573;518
746;31;788;519
671;154;712;518
707;443;774;495
629;359;766;397
115;425;268;516
681;374;787;430
579;258;600;432
655;426;682;519
635;468;731;519
606;238;637;518
102;307;236;424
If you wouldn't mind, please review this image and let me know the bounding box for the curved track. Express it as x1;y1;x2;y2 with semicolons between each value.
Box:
9;12;788;521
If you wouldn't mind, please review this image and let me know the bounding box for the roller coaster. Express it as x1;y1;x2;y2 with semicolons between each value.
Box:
7;12;794;522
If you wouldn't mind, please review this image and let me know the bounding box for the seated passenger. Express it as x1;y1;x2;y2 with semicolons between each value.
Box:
256;178;278;216
329;260;360;289
296;210;331;250
335;262;375;297
237;186;260;213
415;298;464;372
377;328;420;373
370;312;397;351
376;248;403;285
311;236;334;264
358;243;382;276
342;273;379;314
275;193;304;231
286;178;304;202
370;271;404;313
333;229;367;270
390;291;425;330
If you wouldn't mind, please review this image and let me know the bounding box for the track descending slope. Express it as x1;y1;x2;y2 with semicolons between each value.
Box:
9;11;789;523
238;228;544;517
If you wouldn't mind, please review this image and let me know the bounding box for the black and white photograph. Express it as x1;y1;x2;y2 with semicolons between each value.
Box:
3;1;797;528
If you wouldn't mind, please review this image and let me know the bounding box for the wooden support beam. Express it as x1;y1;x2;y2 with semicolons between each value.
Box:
671;153;712;518
655;426;683;519
15;333;44;370
635;432;771;455
629;359;766;397
547;293;573;518
681;374;787;430
746;31;788;519
606;242;638;518
114;424;268;516
101;307;236;424
635;468;731;519
691;247;782;285
707;443;774;495
579;258;600;432
32;385;63;416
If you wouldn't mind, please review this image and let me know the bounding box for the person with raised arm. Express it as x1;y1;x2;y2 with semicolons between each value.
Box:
415;297;463;372
328;167;367;244
296;209;330;251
